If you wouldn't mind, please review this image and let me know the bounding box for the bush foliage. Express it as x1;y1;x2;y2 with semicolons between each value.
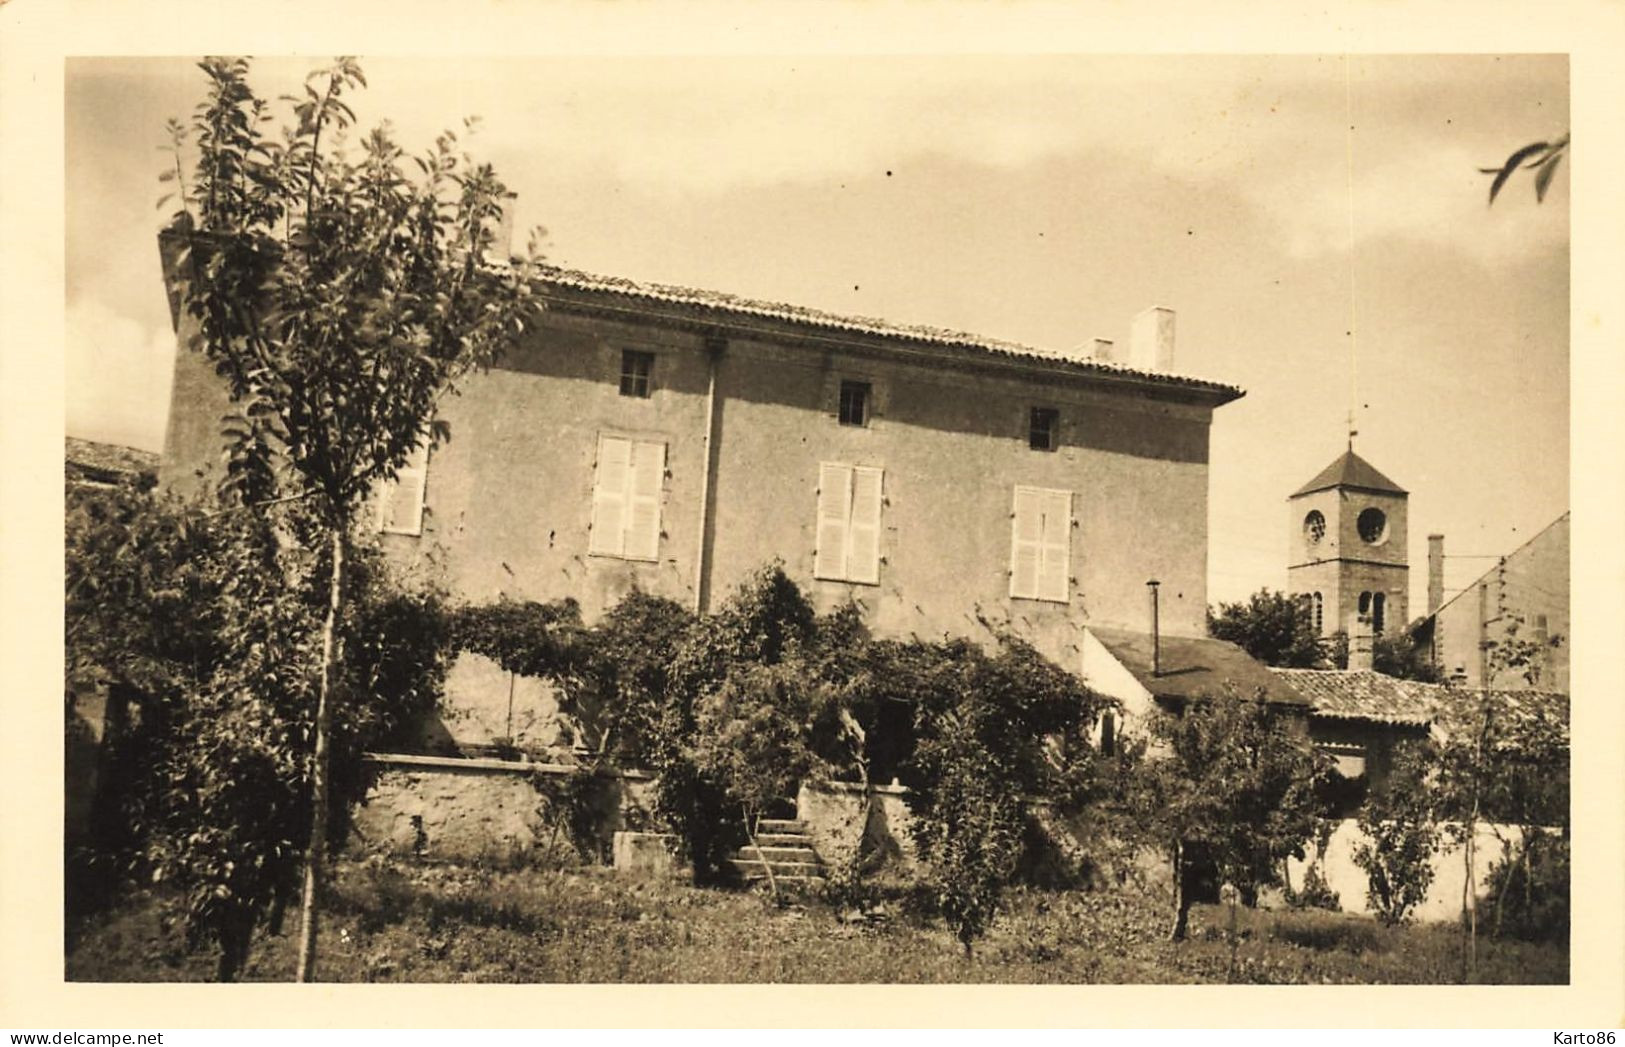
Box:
67;486;447;979
1352;741;1440;926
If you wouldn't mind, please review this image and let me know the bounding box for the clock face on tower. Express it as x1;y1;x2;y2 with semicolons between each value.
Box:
1304;510;1326;545
1357;507;1388;545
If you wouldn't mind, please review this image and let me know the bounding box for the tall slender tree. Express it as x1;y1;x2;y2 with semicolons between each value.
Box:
162;56;540;980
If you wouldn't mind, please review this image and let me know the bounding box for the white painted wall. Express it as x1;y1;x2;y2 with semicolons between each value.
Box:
1285;818;1538;924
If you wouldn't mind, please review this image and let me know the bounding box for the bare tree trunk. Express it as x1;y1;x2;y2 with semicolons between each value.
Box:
1169;840;1189;942
1463;795;1479;983
295;526;345;983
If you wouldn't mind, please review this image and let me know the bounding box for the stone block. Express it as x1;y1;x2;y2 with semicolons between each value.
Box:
613;831;680;875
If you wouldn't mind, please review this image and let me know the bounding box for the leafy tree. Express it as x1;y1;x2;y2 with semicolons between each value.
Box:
576;591;695;762
1372;631;1442;683
66;486;445;980
656;564;818;884
904;635;1112;955
161;56;540;979
1207;589;1324;668
1352;740;1440;925
1433;613;1564;980
1128;690;1326;941
1481;133;1568;205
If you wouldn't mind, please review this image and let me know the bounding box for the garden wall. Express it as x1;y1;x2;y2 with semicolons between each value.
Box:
795;781;918;875
353;753;656;863
1284;818;1533;923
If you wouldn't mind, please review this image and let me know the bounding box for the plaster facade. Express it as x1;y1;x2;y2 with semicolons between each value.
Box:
159;260;1243;681
1427;513;1569;692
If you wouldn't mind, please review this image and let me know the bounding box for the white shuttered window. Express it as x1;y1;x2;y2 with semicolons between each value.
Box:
378;441;430;536
1010;485;1071;602
814;462;883;584
590;434;665;561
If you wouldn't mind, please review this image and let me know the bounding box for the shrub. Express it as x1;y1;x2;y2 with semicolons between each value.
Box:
1352;741;1439;926
1128;690;1327;940
1284;864;1342;912
65;488;448;980
1485;831;1569;944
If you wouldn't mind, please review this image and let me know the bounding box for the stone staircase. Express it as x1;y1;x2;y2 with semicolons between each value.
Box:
727;816;826;885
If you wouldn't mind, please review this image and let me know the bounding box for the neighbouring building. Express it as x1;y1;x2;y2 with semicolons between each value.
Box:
1284;448;1410;668
65;437;159;845
1411;513;1569;694
1080;624;1311;750
160;243;1252;756
1270;667;1432;797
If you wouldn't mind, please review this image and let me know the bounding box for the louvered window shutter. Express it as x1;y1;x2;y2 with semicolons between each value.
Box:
378;440;430;536
624;440;665;561
590;435;631;556
847;466;884;584
1038;488;1072;603
814;462;854;581
1009;486;1043;598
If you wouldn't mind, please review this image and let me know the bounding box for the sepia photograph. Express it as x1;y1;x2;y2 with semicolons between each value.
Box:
0;0;1612;1029
57;49;1578;990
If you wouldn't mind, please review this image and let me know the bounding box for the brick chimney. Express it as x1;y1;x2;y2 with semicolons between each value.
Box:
1066;337;1118;365
1427;534;1445;616
1348;624;1375;671
1130;307;1175;373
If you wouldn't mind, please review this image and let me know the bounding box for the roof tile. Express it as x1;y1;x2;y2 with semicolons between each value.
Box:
532;264;1245;401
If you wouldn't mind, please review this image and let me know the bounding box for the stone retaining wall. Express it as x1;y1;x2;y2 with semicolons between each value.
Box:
353;753;656;863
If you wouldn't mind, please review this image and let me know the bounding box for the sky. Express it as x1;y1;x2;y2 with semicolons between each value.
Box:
64;53;1570;615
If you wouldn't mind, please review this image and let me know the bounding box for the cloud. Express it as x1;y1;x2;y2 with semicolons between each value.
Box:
66;296;175;452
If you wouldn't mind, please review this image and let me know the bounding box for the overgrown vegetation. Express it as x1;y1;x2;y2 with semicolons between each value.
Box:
66;485;448;980
65;857;1568;985
1352;741;1440;926
1206;589;1325;668
1127;690;1327;940
1433;614;1568;977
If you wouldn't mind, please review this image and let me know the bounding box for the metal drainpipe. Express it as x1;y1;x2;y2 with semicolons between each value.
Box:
1147;579;1161;677
693;335;725;614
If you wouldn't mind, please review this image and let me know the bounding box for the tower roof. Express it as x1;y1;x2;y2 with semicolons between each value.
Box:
1291;449;1407;498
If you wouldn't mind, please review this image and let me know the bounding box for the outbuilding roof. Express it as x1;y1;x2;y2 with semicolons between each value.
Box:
1087;626;1310;707
65;437;159;485
1291;449;1407;498
1427;685;1570;746
1270;668;1433;726
532;264;1245;404
1270;668;1569;743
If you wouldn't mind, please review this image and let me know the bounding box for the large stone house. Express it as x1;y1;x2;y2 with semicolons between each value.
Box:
160;249;1257;755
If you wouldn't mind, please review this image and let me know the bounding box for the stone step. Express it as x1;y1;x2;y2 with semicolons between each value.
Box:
732;845;818;863
756;819;808;834
728;858;826;879
751;833;813;847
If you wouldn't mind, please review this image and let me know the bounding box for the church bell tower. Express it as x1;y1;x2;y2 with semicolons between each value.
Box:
1287;449;1409;646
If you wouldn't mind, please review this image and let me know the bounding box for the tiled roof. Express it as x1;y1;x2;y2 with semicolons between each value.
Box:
65;437;159;483
1088;626;1310;706
1428;685;1569;746
1271;669;1433;726
1291;449;1407;498
532;264;1245;402
1272;668;1569;743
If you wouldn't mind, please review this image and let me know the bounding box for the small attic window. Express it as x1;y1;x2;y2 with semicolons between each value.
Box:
838;380;871;427
1029;407;1059;451
619;350;654;398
